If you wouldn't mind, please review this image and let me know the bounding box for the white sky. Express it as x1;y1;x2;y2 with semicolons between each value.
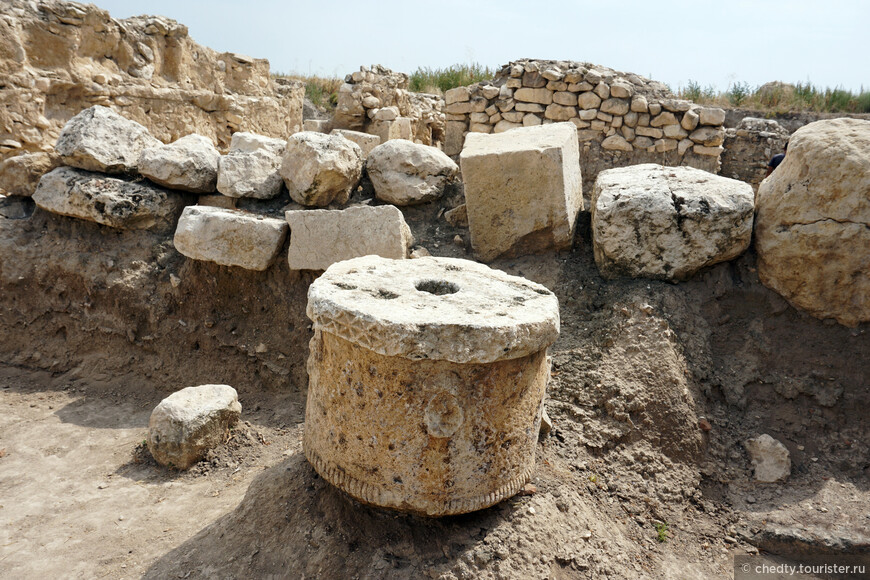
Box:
97;0;868;92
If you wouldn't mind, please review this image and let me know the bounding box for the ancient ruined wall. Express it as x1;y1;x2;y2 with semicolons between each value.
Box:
720;117;789;191
0;0;303;170
445;59;726;194
332;65;445;147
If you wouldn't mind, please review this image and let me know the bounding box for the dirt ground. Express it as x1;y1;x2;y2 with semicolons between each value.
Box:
0;181;868;579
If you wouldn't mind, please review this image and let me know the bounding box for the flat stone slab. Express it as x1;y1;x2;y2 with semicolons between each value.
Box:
591;164;754;280
55;105;161;174
174;205;288;271
460;122;583;261
33;166;188;230
306;255;560;364
147;384;241;470
285;205;412;271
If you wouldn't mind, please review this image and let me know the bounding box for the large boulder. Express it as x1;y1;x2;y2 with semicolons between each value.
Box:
366;140;458;206
459;122;583;262
0;152;59;196
279;132;363;207
285;205;412;271
173;205;288;271
54;106;162;174
591;164;754;280
755;118;870;327
147;384;242;470
217;132;286;199
138;134;220;193
32;167;189;230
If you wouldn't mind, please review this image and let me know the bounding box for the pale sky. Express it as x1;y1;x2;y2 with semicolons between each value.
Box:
97;0;867;93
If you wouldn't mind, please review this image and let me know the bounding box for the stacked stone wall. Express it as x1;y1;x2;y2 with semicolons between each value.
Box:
720;117;790;191
445;59;726;193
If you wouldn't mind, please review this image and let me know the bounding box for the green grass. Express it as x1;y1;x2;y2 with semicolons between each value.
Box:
272;73;342;110
408;63;496;95
655;522;669;543
677;79;870;113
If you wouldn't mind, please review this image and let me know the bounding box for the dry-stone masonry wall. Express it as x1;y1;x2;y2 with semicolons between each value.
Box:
332;65;445;148
720;117;790;191
0;0;303;194
446;59;726;194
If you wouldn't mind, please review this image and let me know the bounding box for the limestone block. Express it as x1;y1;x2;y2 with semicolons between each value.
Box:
0;152;58;197
546;81;568;92
693;145;724;156
591;164;754;280
445;102;473;115
303;119;331;133
459;122;583;261
636;126;663;139
553;92;579;106
600;98;630;116
578;109;598;121
279;132;363;207
373;106;399;121
624;111;639;127
330;129;381;159
522;71;547;88
304;255;559;515
369;118;413;144
654;138;678;153
55;106;161;174
699;107;726;126
544;104;577;121
198;194;236;209
649;103;662;115
516;103;545;113
367;140;458;206
577;92;601;110
445;87;471;105
285;205;413;270
564;70;584;84
610;81;634;98
663;124;689;140
593;82;610;100
650;112;678;128
633;136;655;149
173;205;288;270
444;203;468;227
631;95;649;113
505;78;522;89
147;385;241;469
597;112;613;122
689;126;726;146
523;114;542;127
494;120;522;133
681;109;700;131
481;85;500;99
755;118;870;326
470;123;493;134
217;135;284;200
470;112;490;124
229;132;286;156
445;121;467;156
568;81;594;92
139;134;219;193
745;434;790;482
678;138;694;155
661;99;692;112
621;126;635;141
33;167;188;230
601;134;632;152
496;98;516;113
514;88;553;105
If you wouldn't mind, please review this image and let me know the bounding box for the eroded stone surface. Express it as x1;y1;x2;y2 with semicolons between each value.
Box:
147;384;241;470
33;166;188;230
0;152;59;196
329;129;380;159
174;205;288;271
745;434;791;483
591;164;754;280
285;205;412;271
306;255;560;364
216;132;285;200
279;132;363;207
367;140;458;206
55;106;162;174
459;122;583;262
755;118;870;327
138;134;220;193
304;255;559;516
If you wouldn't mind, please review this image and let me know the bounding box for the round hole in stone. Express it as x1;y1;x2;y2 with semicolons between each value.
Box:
415;279;460;296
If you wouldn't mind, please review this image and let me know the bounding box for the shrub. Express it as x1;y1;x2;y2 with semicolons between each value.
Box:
409;63;496;95
727;82;753;107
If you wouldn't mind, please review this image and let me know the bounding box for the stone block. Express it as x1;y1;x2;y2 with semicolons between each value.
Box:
285;205;413;270
330;129;381;159
367;140;458;206
514;88;553;105
303;119;331;133
279;131;363;207
699;107;726;126
459;122;583;261
139;134;220;193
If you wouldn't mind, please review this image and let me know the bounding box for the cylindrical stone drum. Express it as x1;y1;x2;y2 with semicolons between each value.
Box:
304;255;559;516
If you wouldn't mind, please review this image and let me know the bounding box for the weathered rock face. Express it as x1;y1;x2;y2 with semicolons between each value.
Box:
367;140;458;206
0;0;303;165
55;106;161;175
147;384;241;470
0;152;59;196
745;434;791;483
755;118;870;327
33;166;189;230
332;65;444;147
591;164;754;281
304;256;559;515
173;205;288;271
460;122;583;262
285;205;412;270
279;132;363;207
216;132;286;200
139;134;220;192
329;129;380;159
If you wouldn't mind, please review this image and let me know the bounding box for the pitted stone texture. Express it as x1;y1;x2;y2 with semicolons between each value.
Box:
55;106;161;174
216;132;286;200
306;255;560;364
745;434;791;483
174;205;288;271
279;131;363;207
304;256;559;516
459;122;583;262
147;385;241;470
138;134;220;193
0;152;59;197
285;205;412;271
329;129;381;159
367;140;458;206
33;167;188;230
755;118;870;327
591;164;754;281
